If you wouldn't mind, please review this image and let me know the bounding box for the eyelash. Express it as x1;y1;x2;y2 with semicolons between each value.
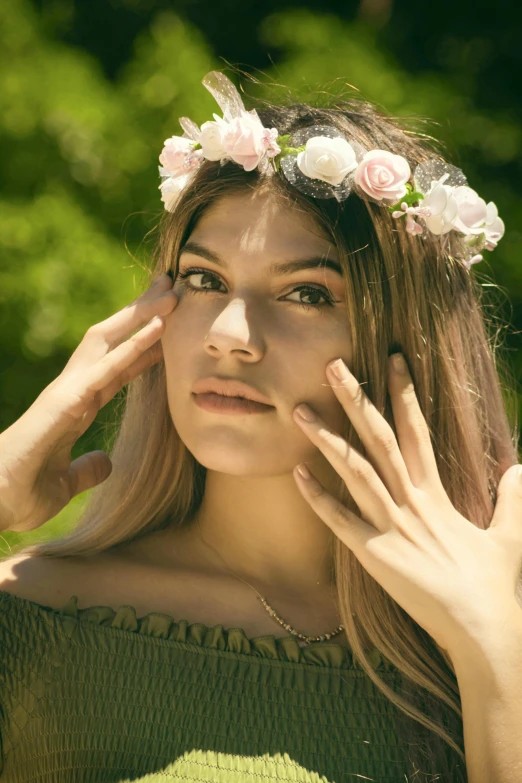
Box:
176;267;336;312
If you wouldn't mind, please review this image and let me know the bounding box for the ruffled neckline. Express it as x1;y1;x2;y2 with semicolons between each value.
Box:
57;595;392;672
0;590;395;671
59;595;358;668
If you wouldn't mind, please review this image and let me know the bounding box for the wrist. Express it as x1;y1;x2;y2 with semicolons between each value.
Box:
448;601;522;682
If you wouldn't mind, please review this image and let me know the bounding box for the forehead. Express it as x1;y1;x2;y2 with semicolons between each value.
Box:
187;190;338;261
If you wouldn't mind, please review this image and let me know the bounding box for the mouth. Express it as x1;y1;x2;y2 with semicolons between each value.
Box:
192;392;275;415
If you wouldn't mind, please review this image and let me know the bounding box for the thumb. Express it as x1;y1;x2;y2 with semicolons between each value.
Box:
68;451;113;498
490;464;522;540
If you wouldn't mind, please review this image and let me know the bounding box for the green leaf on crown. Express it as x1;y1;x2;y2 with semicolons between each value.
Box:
464;232;486;247
388;183;425;213
276;135;307;158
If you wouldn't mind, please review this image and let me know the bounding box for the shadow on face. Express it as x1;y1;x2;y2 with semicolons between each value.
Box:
161;189;353;480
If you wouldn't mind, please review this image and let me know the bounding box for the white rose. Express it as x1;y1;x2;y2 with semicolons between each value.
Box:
422;181;459;235
297;137;358;187
159;174;191;212
484;201;505;249
451;186;488;235
200;115;229;161
423;179;491;238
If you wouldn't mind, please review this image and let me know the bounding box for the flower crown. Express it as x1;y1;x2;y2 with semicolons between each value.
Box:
158;71;505;271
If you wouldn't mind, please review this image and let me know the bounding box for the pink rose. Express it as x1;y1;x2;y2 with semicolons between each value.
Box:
262;127;281;159
354;150;411;202
159;136;200;177
222;111;279;172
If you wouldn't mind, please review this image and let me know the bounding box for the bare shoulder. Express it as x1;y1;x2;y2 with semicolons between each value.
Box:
0;537;348;645
0;551;116;611
0;531;200;617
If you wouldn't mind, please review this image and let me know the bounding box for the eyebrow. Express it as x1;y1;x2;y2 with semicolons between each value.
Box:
179;241;344;278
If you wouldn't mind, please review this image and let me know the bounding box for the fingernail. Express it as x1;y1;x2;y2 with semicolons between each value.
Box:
329;359;347;380
294;404;315;422
296;463;312;480
391;353;407;373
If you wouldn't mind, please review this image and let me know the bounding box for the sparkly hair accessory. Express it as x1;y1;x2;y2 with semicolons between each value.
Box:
158;71;505;270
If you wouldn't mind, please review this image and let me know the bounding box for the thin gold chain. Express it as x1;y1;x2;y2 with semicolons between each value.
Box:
196;519;345;645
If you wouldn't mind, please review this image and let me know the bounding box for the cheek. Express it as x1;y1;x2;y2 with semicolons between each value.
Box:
282;316;351;369
161;304;205;355
292;329;352;431
284;345;349;425
270;311;352;361
160;318;197;394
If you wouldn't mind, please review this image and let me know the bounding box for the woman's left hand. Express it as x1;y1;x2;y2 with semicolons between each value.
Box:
292;353;522;659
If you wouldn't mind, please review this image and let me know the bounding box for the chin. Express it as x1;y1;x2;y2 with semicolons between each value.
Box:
181;434;308;478
187;445;291;477
170;406;319;476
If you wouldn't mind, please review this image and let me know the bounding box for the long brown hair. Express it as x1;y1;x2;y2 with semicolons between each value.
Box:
22;90;520;780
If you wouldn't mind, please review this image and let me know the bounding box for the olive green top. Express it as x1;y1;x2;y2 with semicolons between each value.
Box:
0;589;413;782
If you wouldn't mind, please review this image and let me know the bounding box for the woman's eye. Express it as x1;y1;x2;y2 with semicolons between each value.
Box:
284;286;334;308
177;267;335;310
178;269;222;291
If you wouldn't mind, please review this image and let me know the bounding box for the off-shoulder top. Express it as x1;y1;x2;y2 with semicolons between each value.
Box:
0;589;414;782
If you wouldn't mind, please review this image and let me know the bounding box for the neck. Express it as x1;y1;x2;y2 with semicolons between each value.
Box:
182;458;342;599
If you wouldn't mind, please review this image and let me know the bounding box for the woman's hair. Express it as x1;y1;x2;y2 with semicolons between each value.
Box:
19;85;520;780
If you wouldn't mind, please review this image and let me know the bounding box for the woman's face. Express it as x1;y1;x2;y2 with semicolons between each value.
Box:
161;188;353;478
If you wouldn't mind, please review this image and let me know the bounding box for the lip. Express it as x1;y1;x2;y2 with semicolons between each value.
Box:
192;392;274;415
192;377;274;407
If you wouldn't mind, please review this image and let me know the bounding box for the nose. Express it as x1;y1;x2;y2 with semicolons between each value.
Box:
203;298;265;361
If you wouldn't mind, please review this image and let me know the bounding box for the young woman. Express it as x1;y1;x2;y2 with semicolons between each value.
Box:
0;71;520;783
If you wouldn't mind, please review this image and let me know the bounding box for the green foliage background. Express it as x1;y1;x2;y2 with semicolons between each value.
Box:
1;0;520;555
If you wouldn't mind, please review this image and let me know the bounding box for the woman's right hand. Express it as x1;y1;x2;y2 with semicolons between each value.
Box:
0;272;177;533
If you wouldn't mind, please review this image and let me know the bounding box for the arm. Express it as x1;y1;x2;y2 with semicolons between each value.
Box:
450;605;522;783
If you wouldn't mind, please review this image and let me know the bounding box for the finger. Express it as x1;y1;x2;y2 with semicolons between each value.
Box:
325;359;414;507
293;406;401;533
71;336;165;436
387;354;445;492
95;285;177;352
35;313;169;446
93;335;165;410
85;315;168;400
40;335;166;490
68;451;113;498
293;463;377;551
65;275;175;372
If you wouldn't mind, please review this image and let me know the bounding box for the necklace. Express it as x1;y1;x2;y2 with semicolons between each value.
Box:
196;520;345;646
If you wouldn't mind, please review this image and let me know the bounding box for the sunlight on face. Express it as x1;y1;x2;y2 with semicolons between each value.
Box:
161;189;353;477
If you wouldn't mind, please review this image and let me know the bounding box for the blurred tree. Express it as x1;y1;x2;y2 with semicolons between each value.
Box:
0;0;217;552
31;0;522;130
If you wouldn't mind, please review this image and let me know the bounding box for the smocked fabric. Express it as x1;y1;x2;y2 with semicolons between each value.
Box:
0;590;413;782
